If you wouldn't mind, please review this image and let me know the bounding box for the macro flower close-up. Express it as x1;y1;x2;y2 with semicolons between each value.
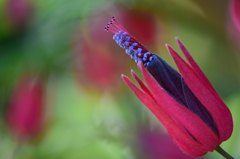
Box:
1;1;240;159
135;128;200;159
230;0;240;33
105;16;234;158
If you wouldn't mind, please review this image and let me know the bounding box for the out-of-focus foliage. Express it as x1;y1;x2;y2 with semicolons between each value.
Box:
0;0;239;159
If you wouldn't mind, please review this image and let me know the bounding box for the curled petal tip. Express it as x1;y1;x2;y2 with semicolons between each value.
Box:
175;37;180;42
137;62;143;69
175;38;184;47
130;69;136;75
121;74;126;79
131;70;139;80
165;44;174;51
165;45;178;58
165;44;172;51
122;74;130;84
121;74;133;86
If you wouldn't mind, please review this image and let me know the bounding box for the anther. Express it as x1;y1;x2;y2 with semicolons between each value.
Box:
105;16;154;66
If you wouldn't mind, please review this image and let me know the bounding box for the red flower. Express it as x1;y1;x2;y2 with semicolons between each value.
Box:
73;14;130;93
6;0;33;29
230;0;240;33
74;38;121;92
6;76;45;141
105;16;233;157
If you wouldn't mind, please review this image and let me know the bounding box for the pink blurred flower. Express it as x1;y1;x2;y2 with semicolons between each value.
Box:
6;76;45;141
137;129;200;159
5;0;33;29
119;8;159;49
74;38;121;92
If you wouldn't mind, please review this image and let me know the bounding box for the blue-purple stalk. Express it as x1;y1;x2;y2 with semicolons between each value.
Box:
112;31;153;66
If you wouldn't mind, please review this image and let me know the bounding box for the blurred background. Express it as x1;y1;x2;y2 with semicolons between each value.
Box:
0;0;240;158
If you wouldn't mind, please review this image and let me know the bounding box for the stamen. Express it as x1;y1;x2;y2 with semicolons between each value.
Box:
105;16;153;66
104;16;127;33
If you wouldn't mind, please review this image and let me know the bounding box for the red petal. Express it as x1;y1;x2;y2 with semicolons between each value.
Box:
6;77;44;139
138;63;220;150
130;70;153;98
230;0;240;33
166;45;233;142
122;74;208;157
175;38;218;95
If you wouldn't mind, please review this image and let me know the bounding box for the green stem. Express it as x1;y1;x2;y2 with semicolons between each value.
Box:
8;142;22;159
215;146;234;159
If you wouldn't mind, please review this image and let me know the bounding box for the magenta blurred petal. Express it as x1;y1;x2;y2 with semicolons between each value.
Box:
119;8;159;49
74;38;121;92
137;129;202;159
230;0;240;33
6;0;33;29
6;76;45;141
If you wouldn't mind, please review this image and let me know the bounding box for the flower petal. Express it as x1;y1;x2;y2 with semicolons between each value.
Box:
181;78;219;136
146;54;187;106
138;63;220;150
230;0;240;33
166;45;233;141
175;38;217;95
121;74;208;157
130;70;153;98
